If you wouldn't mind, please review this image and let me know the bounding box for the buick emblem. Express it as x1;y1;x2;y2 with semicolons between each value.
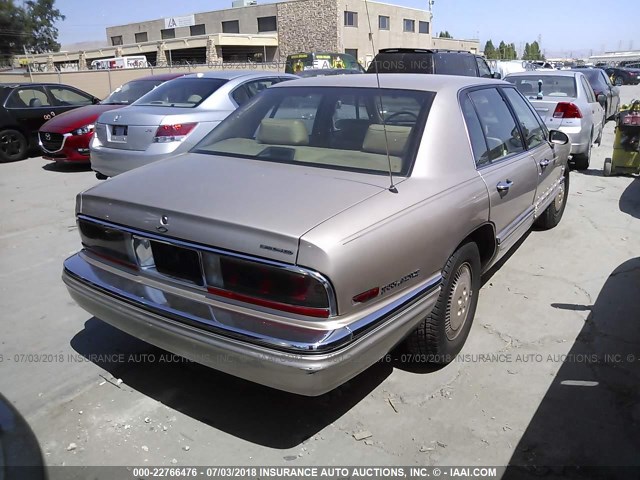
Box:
44;133;51;140
157;215;169;233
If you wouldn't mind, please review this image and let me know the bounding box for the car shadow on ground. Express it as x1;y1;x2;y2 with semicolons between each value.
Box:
70;318;392;449
571;167;603;177
503;257;640;479
619;177;640;219
41;162;91;173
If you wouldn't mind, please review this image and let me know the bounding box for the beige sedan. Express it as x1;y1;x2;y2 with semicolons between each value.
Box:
63;74;570;395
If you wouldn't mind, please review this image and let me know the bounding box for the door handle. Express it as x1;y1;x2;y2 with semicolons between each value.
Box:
539;159;551;169
496;180;513;192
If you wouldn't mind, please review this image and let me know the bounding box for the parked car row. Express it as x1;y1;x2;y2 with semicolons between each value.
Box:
0;82;100;163
2;51;617;396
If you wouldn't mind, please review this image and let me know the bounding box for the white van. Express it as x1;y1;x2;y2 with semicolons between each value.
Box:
90;56;149;70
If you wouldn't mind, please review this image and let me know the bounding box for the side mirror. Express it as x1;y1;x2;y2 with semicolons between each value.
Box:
597;94;606;107
549;130;569;145
492;72;501;79
92;97;101;104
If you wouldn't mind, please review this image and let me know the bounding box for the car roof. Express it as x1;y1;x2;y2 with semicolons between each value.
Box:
272;73;502;92
134;73;188;81
0;82;69;88
181;70;288;80
506;71;580;78
377;48;475;55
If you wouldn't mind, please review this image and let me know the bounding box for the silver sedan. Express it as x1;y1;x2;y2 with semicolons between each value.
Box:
90;71;297;177
505;71;605;170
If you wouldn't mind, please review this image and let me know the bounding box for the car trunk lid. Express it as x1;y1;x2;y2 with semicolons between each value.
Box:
78;153;388;263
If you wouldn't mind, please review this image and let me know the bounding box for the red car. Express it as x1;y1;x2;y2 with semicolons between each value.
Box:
38;73;186;163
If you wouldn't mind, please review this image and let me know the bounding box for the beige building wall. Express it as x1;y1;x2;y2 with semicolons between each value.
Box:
338;0;432;65
106;4;279;45
432;37;480;54
0;64;280;99
276;0;340;59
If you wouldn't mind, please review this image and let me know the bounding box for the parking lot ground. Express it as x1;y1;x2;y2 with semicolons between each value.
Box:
1;86;639;475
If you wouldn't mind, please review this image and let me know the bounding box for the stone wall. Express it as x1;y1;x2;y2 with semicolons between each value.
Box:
277;0;341;60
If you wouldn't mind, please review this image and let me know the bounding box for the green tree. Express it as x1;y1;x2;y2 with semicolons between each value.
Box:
0;1;28;63
522;42;531;60
483;39;496;59
23;0;65;53
438;31;452;38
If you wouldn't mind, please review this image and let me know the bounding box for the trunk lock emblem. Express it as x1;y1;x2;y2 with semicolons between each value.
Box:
157;215;169;233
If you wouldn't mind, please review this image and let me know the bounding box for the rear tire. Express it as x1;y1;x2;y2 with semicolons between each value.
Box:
0;129;27;163
404;242;481;364
571;138;591;170
603;157;613;177
535;166;569;230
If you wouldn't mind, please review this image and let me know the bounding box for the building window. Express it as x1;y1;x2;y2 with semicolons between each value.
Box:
419;21;429;34
161;28;175;39
345;48;358;60
222;20;240;33
135;32;148;43
378;15;390;30
257;16;277;32
344;11;358;27
190;24;205;36
111;35;123;46
403;19;415;32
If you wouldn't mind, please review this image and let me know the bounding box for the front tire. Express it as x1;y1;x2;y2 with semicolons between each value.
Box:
405;242;481;363
535;166;569;230
0;129;27;163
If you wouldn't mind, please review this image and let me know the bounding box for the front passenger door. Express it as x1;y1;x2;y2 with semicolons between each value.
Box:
502;87;560;212
462;88;538;253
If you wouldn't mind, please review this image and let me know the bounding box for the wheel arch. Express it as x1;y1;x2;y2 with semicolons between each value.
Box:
454;222;497;271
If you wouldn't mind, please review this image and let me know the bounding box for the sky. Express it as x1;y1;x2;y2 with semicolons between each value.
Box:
51;0;639;58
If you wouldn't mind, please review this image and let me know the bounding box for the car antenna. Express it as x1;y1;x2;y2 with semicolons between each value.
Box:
364;0;398;193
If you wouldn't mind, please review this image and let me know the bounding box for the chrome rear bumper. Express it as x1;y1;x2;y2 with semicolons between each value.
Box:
63;253;441;396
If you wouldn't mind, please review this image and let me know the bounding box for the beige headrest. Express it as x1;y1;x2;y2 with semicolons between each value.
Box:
257;118;309;146
362;124;411;156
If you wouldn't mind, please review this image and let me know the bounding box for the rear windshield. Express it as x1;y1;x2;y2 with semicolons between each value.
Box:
133;78;227;108
285;53;362;74
575;69;606;87
505;75;577;98
192;86;435;177
433;53;477;76
367;53;434;74
101;80;166;105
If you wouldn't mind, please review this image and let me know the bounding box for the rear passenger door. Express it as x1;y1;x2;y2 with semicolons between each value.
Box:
461;87;538;252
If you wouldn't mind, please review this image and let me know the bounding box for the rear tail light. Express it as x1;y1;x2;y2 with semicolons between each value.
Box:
553;102;582;119
153;123;197;143
77;218;333;319
202;253;331;318
78;219;137;269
